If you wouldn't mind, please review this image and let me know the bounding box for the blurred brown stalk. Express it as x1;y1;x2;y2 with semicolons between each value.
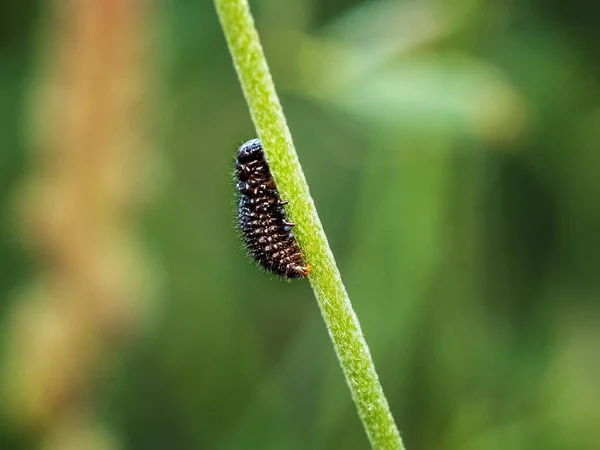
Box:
1;1;156;449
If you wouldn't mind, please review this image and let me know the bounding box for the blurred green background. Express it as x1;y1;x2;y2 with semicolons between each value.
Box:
1;0;599;449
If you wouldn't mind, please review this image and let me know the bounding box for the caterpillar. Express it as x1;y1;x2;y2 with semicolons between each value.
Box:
235;138;311;278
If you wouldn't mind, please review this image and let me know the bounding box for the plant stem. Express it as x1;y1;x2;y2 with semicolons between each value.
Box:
214;1;404;448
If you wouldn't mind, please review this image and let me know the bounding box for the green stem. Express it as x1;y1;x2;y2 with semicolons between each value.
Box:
214;1;404;448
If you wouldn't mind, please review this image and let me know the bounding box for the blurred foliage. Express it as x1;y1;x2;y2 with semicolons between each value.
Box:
1;0;599;449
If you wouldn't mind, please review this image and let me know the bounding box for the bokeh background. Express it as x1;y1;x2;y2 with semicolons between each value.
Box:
1;0;599;449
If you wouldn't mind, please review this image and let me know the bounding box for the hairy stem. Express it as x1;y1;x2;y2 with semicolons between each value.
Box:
214;1;404;448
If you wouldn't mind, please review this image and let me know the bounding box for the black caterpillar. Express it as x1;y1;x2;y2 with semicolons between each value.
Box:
235;138;311;278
